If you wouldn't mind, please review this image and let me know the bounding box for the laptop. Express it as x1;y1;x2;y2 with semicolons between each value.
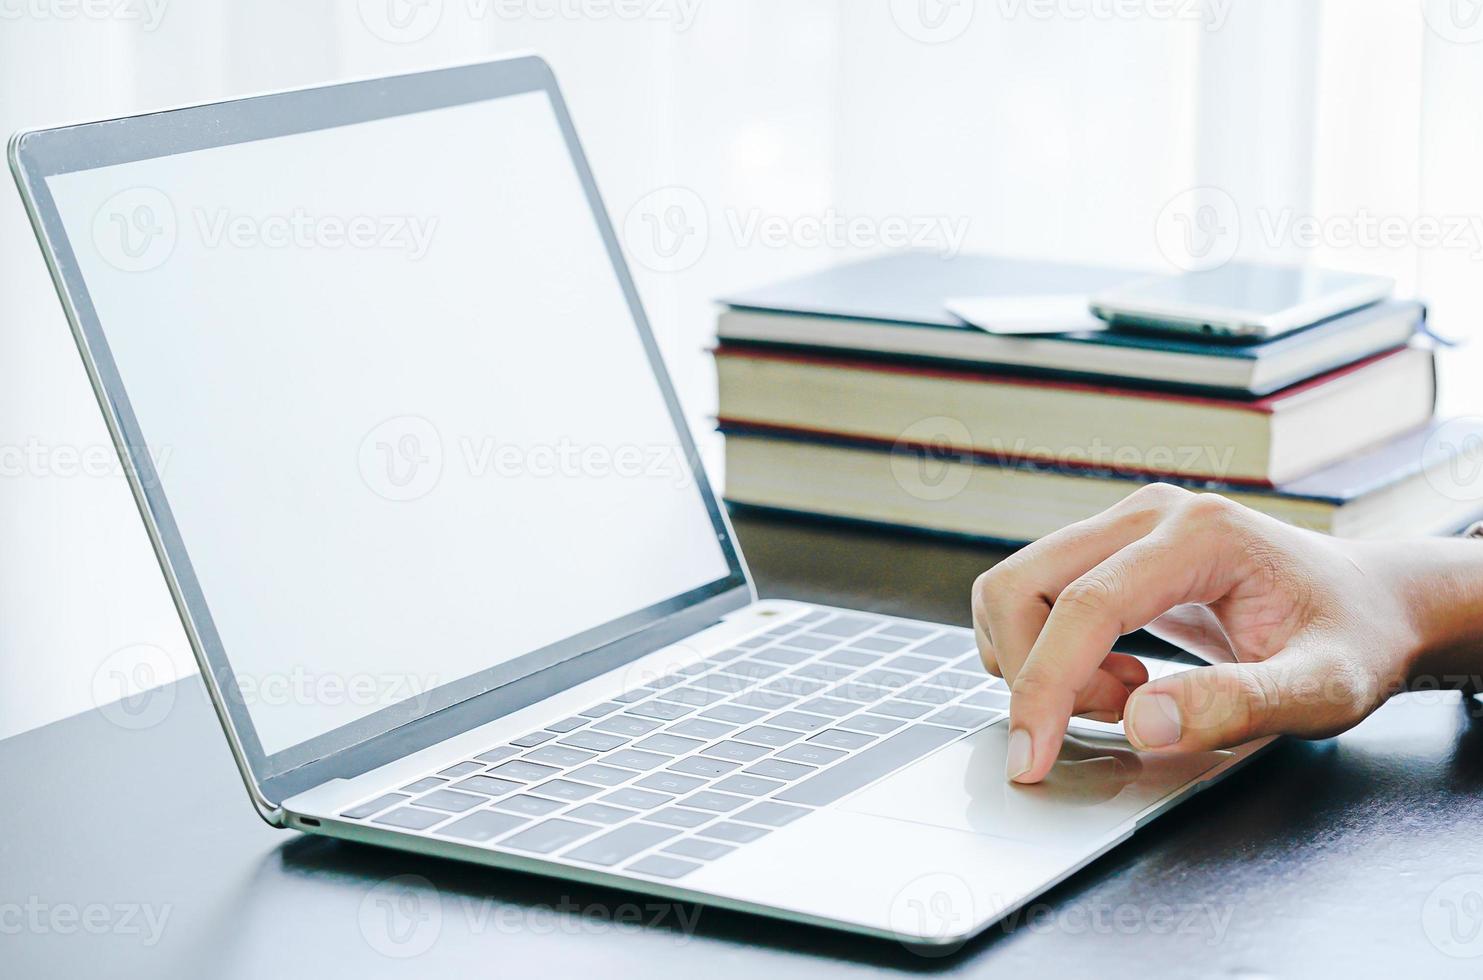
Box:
9;56;1269;947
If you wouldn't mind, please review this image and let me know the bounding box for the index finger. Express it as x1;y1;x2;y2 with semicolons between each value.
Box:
1006;517;1241;783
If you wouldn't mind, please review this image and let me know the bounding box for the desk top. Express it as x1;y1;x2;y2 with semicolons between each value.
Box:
5;512;1483;977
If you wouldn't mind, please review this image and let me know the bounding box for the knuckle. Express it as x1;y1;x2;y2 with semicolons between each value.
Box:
1127;481;1191;510
1056;574;1117;617
1230;668;1283;741
1177;491;1239;527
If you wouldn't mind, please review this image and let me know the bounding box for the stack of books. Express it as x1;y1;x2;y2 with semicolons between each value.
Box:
714;253;1478;543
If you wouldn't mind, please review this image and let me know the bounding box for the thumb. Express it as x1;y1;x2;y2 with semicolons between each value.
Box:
1122;652;1366;753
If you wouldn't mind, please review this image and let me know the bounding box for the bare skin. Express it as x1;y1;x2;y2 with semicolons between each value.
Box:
971;482;1483;784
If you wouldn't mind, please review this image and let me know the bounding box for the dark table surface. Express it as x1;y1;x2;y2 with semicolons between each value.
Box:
6;510;1483;978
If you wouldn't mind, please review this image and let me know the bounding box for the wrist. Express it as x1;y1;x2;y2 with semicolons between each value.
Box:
1355;538;1483;686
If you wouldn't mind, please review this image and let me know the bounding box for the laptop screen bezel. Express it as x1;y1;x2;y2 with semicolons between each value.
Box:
9;56;753;815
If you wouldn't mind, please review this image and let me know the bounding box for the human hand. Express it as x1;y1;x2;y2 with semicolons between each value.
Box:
971;483;1483;784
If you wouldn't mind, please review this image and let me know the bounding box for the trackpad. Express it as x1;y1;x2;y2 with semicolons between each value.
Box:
842;722;1228;847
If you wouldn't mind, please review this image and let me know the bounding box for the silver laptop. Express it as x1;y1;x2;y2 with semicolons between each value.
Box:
10;56;1268;948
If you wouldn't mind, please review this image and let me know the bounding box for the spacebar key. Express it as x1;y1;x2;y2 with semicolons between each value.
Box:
774;725;962;806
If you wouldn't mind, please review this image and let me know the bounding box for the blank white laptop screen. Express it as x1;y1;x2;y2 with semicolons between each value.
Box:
45;90;733;756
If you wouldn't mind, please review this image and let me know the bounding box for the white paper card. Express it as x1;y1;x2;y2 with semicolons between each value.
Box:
945;294;1105;335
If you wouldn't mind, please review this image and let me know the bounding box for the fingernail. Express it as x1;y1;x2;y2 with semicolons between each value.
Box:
1128;693;1181;748
1006;728;1033;781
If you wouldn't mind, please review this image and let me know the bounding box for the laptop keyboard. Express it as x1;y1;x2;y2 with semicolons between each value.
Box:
334;609;1009;881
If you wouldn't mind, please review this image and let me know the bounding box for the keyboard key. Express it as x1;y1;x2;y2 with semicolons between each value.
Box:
849;635;909;653
510;731;556;748
700;704;766;724
750;647;811;665
593;714;663;737
502;818;600;854
733;725;802;748
702;740;771;762
932;670;990;693
883;655;940;674
645;807;712;828
560;731;630;752
745;759;816;780
732;690;796;710
629;700;693;721
710;646;753;659
665;838;736;861
438;762;484;778
783;633;835;651
436;810;527;843
697;821;771;844
964;689;1012;710
671;756;740;777
823;650;879;667
342;793;408;819
567;764;633;787
451;775;523;797
809;729;875;750
579;702;624;718
657;686;727;707
873;699;932;719
838;714;907;735
398;778;446;794
880;623;933;639
767;711;832;733
911;633;977;659
898;684;956;706
493;794;564;816
682;791;749;812
532;779;602;801
777;725;961;806
829;681;893;703
417;789;487;812
565;803;638;825
637;771;706;794
626;855;701;879
762;677;826;698
373;807;448;830
713;774;784;796
796;697;855;717
605;749;670;771
473;746;518;765
634;733;703;754
668;718;735;739
929;706;1000;729
812;615;875;637
489;760;561;782
691;674;748;697
612;689;650;703
735;801;811;827
855;668;914;691
546;716;587;733
564;822;678;866
775;743;845;767
795;610;828;623
524;745;597;767
601;787;673;810
643;674;684;689
719;661;784;681
793;663;853;682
